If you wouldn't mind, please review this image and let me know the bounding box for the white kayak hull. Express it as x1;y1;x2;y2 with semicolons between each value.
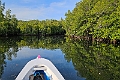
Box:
16;57;65;80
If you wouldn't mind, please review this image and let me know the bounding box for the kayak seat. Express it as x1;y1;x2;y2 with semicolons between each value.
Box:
29;70;50;80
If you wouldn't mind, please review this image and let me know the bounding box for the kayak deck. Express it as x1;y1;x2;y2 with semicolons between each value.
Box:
15;57;65;80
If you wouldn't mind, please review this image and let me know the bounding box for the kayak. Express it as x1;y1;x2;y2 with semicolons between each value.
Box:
15;55;65;80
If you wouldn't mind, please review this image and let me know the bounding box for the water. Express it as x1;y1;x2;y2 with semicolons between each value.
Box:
0;36;120;80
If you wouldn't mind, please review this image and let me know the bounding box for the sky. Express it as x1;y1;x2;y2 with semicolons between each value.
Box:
2;0;80;20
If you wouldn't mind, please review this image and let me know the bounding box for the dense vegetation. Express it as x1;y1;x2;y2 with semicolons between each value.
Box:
17;20;65;36
0;0;65;36
64;0;120;40
0;0;18;36
1;0;120;40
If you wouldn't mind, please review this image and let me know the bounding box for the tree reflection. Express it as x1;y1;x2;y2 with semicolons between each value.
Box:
0;51;6;78
0;36;65;78
0;36;120;80
0;37;20;78
17;36;65;49
61;38;120;80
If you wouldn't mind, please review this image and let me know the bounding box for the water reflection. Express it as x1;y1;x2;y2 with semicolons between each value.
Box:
0;36;120;80
0;38;18;79
61;38;120;80
0;51;6;78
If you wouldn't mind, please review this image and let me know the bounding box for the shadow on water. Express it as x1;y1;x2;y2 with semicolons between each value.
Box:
0;36;120;80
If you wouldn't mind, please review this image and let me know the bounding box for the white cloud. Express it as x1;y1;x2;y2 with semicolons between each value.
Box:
21;0;36;3
5;0;80;20
10;6;46;20
50;1;66;7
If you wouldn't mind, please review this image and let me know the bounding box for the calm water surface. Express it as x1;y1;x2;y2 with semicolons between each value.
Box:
0;36;120;80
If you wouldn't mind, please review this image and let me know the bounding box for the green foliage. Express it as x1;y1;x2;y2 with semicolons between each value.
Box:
64;0;120;40
0;0;65;36
0;0;4;22
0;0;18;36
17;19;66;36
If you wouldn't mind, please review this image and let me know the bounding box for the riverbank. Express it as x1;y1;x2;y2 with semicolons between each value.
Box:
69;35;120;45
